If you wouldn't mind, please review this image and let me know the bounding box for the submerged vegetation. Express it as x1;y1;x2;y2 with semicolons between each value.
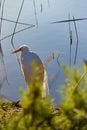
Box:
0;64;87;129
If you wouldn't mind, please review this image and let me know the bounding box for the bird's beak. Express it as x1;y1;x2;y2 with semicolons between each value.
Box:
12;48;21;54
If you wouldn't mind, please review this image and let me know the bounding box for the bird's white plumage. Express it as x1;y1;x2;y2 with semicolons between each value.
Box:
12;45;49;97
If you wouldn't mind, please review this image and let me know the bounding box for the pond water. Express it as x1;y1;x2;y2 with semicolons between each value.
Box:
0;0;87;103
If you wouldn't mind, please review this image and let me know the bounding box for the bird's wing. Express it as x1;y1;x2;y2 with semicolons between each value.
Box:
21;52;44;86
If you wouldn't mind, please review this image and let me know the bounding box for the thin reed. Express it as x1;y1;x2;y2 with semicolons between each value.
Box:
68;14;72;67
0;0;9;89
33;0;38;27
11;0;25;67
73;16;79;65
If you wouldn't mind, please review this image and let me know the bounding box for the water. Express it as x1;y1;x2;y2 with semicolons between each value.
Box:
0;0;87;103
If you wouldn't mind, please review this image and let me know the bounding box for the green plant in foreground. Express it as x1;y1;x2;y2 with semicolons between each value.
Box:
56;64;87;130
1;64;87;130
1;64;57;130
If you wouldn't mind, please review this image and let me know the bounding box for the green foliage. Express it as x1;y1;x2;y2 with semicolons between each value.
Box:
58;64;87;130
1;64;87;130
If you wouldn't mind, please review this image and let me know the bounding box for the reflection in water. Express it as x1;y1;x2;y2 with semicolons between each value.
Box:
48;0;50;8
40;3;43;13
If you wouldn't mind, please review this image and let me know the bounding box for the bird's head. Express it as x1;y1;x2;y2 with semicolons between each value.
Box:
12;45;29;54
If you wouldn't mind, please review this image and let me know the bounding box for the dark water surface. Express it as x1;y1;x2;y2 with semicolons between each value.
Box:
0;0;87;103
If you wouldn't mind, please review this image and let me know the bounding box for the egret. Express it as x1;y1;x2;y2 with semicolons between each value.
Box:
12;45;49;97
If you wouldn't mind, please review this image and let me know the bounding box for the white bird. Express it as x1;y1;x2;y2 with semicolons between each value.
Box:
12;45;49;97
